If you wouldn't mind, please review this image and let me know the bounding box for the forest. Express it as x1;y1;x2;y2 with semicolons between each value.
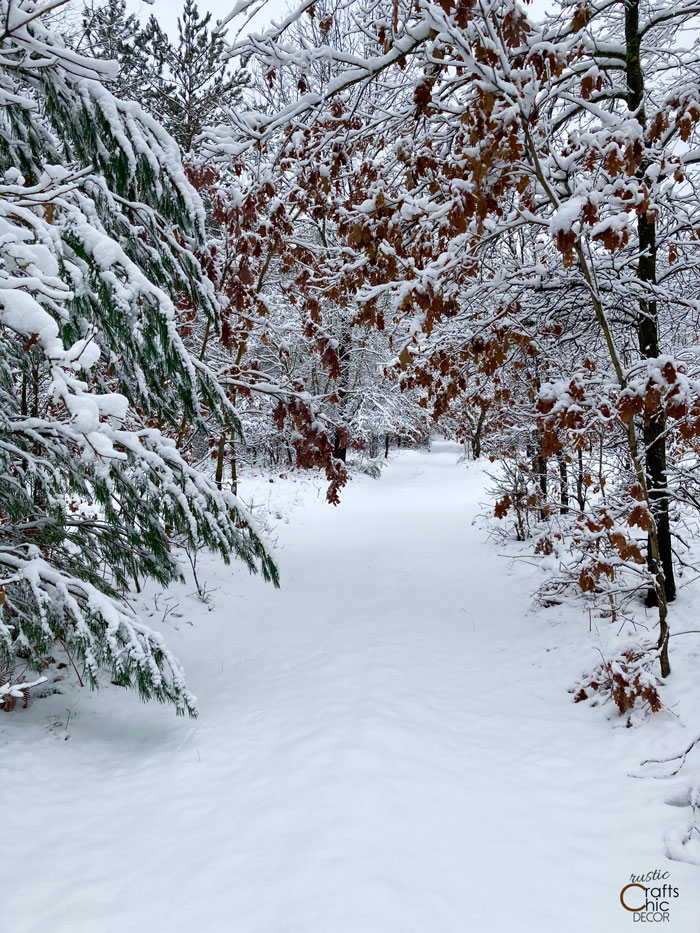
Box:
2;0;700;929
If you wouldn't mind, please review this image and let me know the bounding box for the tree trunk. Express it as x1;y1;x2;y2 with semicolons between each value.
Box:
471;403;487;459
333;432;347;463
215;434;226;490
576;447;585;512
535;451;547;521
556;450;569;514
332;326;351;464
231;436;238;496
625;0;676;605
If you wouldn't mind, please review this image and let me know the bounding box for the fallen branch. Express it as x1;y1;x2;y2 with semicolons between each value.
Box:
641;732;700;777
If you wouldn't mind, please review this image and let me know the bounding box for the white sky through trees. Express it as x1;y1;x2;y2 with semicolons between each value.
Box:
127;0;555;39
126;0;293;37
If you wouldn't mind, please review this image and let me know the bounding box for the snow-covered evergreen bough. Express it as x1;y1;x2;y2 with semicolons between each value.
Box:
0;0;276;715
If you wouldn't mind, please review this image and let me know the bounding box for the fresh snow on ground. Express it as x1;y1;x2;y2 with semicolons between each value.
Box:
3;442;700;931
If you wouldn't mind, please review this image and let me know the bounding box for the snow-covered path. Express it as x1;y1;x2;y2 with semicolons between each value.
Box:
3;443;699;932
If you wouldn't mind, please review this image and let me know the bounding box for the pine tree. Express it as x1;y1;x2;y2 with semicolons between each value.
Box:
144;0;249;153
0;0;276;715
79;0;157;103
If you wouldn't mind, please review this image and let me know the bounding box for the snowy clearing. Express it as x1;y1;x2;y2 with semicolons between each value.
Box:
3;443;700;932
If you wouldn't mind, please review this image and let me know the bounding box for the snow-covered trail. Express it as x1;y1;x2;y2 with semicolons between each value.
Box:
3;443;699;932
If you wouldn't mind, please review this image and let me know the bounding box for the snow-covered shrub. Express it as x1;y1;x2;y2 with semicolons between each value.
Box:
573;646;663;722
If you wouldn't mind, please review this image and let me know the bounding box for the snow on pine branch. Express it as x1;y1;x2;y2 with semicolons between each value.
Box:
0;550;197;713
0;0;277;713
